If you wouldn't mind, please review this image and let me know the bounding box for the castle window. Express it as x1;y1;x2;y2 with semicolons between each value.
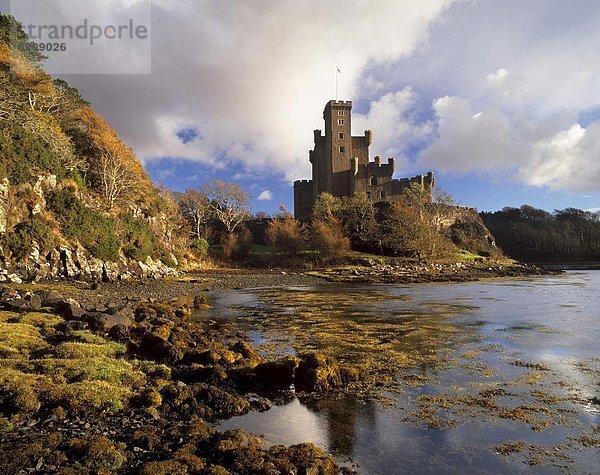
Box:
379;190;387;199
339;146;345;153
338;132;344;140
338;110;344;116
370;175;378;186
338;119;344;126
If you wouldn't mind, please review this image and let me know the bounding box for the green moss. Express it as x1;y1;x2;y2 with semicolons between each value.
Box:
54;341;126;359
139;460;189;475
32;357;144;386
0;322;47;358
69;436;126;471
12;312;63;328
0;368;47;413
66;329;107;344
58;380;131;412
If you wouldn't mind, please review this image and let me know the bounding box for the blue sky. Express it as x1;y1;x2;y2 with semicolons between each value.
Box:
4;0;600;215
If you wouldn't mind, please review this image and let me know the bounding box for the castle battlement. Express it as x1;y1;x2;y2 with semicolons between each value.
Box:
326;100;352;106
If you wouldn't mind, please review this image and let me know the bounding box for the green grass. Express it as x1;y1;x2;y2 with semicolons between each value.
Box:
456;249;485;261
0;309;148;415
249;244;271;256
54;341;126;359
0;322;47;358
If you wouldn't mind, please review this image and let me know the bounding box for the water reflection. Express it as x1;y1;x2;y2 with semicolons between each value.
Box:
304;397;378;458
211;272;600;473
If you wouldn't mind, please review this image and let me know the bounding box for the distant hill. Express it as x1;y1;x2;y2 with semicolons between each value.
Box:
481;205;600;262
0;15;190;282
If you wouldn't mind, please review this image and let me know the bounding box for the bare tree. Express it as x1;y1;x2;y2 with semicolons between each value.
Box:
178;188;212;239
98;151;137;210
203;180;250;235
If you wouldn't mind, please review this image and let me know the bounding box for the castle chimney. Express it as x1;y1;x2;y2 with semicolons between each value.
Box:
375;156;381;167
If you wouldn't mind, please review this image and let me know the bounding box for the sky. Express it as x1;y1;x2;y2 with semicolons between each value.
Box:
3;0;600;215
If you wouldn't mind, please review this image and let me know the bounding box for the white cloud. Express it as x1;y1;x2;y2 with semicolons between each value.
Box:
257;190;273;201
55;0;462;182
352;88;433;166
419;92;600;192
34;0;600;194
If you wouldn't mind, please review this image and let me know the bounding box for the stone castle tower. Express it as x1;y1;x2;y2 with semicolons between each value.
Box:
294;100;435;220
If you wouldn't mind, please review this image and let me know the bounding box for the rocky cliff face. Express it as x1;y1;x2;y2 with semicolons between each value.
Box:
0;174;179;283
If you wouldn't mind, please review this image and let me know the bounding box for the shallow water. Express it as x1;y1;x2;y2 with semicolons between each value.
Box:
198;272;600;474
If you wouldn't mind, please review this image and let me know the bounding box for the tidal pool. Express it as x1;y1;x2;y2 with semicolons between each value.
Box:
197;272;600;473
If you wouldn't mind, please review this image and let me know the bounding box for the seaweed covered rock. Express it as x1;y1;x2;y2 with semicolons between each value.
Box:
67;436;126;473
253;356;299;389
137;332;184;364
194;384;250;419
269;442;339;475
295;353;359;393
174;364;228;385
229;340;263;367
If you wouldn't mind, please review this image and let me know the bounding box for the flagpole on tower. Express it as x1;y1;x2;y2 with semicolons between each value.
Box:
336;66;341;101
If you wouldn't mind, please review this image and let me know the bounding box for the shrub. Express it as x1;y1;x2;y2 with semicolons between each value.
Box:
265;210;306;254
5;216;56;260
221;227;253;260
47;189;120;261
0;123;66;185
190;238;209;257
121;215;155;261
311;217;350;263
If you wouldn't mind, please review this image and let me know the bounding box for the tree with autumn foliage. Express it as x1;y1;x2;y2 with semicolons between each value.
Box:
265;206;307;254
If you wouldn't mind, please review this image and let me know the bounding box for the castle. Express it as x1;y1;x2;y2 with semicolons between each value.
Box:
294;100;435;220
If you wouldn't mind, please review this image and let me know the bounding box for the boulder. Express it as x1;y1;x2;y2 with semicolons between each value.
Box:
295;353;359;393
229;340;263;367
40;290;65;307
174;364;228;385
3;297;29;312
253;357;299;389
86;311;132;332
181;349;222;366
107;324;131;343
24;293;42;309
138;332;184;364
55;298;85;320
194;385;250;419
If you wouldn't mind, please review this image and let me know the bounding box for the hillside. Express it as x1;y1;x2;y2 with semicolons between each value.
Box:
0;15;188;282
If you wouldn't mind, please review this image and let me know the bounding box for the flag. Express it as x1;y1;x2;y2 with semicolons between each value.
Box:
337;67;341;74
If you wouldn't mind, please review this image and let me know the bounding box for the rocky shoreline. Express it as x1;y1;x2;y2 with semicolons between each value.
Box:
0;286;361;474
2;260;562;310
0;261;563;474
304;260;561;284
